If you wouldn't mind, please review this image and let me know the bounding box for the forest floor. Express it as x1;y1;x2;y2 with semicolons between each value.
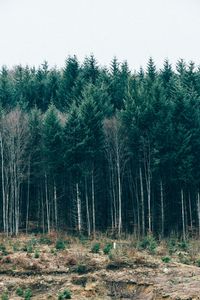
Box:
0;233;200;299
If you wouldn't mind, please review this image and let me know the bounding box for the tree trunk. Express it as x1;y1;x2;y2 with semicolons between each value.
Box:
197;191;200;238
76;182;81;233
85;176;91;236
0;132;6;233
160;179;164;238
139;166;145;236
117;151;122;237
54;181;58;230
91;169;96;238
181;188;186;241
188;191;193;235
45;173;50;233
26;158;30;234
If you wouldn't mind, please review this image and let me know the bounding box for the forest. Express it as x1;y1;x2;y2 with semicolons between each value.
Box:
0;55;200;239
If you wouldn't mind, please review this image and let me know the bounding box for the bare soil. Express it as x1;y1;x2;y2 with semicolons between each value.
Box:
0;234;200;299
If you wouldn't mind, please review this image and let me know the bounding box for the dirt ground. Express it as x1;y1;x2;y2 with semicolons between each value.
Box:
0;234;200;299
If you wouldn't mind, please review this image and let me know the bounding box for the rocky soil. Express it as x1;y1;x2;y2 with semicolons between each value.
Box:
0;234;200;299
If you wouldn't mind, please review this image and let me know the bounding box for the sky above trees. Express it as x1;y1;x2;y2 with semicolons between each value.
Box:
0;0;200;69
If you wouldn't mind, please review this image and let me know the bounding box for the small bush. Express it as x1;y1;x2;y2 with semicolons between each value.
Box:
2;256;11;264
103;243;113;255
1;292;8;300
76;264;87;274
58;289;71;299
13;242;20;252
16;287;24;297
0;244;8;256
196;258;200;267
72;276;87;287
24;288;32;300
34;249;40;259
91;242;100;253
56;240;65;251
39;236;52;245
178;240;189;251
162;256;171;263
138;235;157;254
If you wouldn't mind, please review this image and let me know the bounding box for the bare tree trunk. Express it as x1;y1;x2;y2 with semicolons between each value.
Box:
135;180;141;238
45;173;50;233
117;150;122;237
85;176;91;236
160;179;164;238
197;191;200;238
0;132;6;233
91;169;96;238
26;158;30;234
181;188;186;241
139;166;145;236
76;182;81;233
54;181;58;230
188;191;193;235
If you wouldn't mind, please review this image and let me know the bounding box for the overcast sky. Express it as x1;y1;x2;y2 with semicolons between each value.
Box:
0;0;199;70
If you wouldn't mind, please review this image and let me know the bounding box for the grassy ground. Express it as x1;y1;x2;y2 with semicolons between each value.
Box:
0;232;200;299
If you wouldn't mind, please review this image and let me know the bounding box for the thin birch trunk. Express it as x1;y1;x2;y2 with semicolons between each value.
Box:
0;132;6;233
139;166;145;236
45;173;50;233
76;182;81;233
85;176;91;236
26;158;30;234
160;179;164;238
188;191;193;235
181;188;186;241
54;181;58;230
91;169;96;238
197;191;200;238
117;154;122;237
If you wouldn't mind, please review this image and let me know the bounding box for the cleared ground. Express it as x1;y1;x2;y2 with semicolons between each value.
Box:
0;234;200;299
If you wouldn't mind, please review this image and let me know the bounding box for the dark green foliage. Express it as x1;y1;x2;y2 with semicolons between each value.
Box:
58;289;71;300
24;289;32;300
38;237;52;245
16;287;24;297
55;240;66;250
1;292;8;300
162;256;171;263
76;264;87;274
91;242;100;253
1;56;200;239
138;235;157;254
103;243;113;255
0;244;7;256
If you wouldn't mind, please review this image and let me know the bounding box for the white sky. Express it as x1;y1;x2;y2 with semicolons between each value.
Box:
0;0;200;70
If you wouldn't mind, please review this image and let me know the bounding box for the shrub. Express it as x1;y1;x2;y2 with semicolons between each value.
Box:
1;292;8;300
178;240;189;251
196;258;200;267
0;244;7;256
138;235;157;254
13;242;20;252
39;236;52;245
24;288;32;300
55;240;65;250
76;264;87;274
16;287;24;297
72;276;87;287
34;249;40;259
91;242;100;253
167;238;178;255
58;289;71;299
162;256;171;263
103;243;113;255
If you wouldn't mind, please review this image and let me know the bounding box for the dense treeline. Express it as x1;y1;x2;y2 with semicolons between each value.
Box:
0;55;200;239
